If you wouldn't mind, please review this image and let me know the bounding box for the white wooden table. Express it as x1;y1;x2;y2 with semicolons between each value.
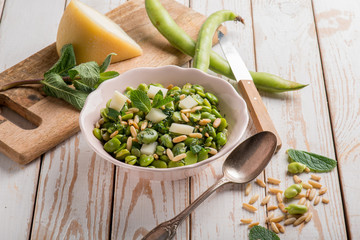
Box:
0;0;358;239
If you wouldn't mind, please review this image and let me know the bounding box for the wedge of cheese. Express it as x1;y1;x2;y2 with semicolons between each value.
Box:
56;0;143;64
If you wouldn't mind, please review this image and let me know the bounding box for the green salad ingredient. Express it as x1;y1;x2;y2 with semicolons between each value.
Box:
249;225;280;240
287;149;337;172
93;83;229;168
285;204;308;215
287;162;307;174
284;183;302;199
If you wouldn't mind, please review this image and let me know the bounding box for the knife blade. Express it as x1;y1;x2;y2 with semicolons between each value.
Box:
218;31;282;151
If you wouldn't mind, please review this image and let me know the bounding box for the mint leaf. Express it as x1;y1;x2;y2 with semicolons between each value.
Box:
73;80;94;93
130;90;151;113
190;145;202;154
287;149;337;172
249;226;279;240
107;108;121;121
41;73;88;110
152;90;174;108
45;44;76;77
100;53;116;73
68;61;100;87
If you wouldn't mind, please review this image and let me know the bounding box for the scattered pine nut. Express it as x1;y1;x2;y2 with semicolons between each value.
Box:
153;153;159;159
172;153;187;162
278;203;287;213
148;122;152;128
308;180;322;189
267;177;281;185
302;182;313;190
306;189;311;198
293;215;306;226
206;147;218;155
255;178;266;188
276;223;285;233
319;187;328;195
191;106;202;112
245;183;252;196
189;133;203;138
314;196;320;206
305;167;311;173
126;137;132;151
134;115;140;124
294;193;306;199
276;192;283;203
240;218;252;224
261;195;271;206
180;109;191;113
268;188;283;194
98;118;105;125
267;205;278;211
322;197;330;204
270;215;285;223
270;222;279;234
179;94;186;100
305;212;313;223
199;119;211;125
309;189;317;201
213;118;221;128
284;217;297;225
286;214;299;219
167;148;174;161
305;200;311;208
248;222;259;229
110;130;119;138
181;112;190;122
311;174;321;181
204;132;210;138
166;84;174;90
141;120;148;131
95;121;100;129
130;126;137;138
121;121;128;125
248;194;259;205
298;197;306;205
173;135;187;143
266;212;275;222
242;203;257;212
293;175;302;184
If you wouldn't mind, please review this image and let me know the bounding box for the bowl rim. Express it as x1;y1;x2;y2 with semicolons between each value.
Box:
79;65;249;173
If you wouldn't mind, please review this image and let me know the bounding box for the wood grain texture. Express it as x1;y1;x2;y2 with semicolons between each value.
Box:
0;0;4;21
312;0;360;238
189;1;265;239
252;0;346;238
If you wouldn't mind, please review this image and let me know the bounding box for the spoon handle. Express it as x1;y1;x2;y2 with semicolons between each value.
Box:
142;176;230;240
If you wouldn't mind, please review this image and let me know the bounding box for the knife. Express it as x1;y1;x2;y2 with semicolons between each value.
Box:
218;31;282;151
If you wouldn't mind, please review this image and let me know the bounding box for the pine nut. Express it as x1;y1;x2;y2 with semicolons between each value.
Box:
305;200;311;208
98;118;105;125
248;222;259;229
284;217;297;225
134;115;140;124
293;215;306;226
248;194;259;205
309;189;317;201
245;183;251;196
126;137;132;151
191;106;202;112
261;195;271;206
204;132;210;138
180;109;191;113
121;121;128;125
305;167;310;173
302;182;313;189
293;175;302;184
294;193;306;199
141;121;148;130
322;197;330;204
286;214;299;219
298;197;306;205
126;99;131;104
189;133;202;138
255;178;266;188
206;147;217;155
267;205;278;211
179;94;186;100
95;121;100;129
213;118;221;128
314;196;320;206
132;122;139;129
267;177;281;185
126;107;139;114
148;122;152;128
308;180;322;189
110;130;119;138
199;119;211;125
240;218;252;224
305;212;313;223
278;203;287;213
242;203;257;212
269;188;283;194
270;215;285;223
319;187;328;195
173;135;187;143
266;212;275;222
306;189;311;198
167;148;174;161
130;126;137;138
180;112;189;122
276;223;285;233
172;153;187;162
271;222;279;234
311;174;321;181
276;192;283;203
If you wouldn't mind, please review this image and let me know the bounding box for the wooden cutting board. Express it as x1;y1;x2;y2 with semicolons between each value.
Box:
0;0;225;164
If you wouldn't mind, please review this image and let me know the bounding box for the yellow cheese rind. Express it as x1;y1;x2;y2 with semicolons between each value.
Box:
56;0;142;65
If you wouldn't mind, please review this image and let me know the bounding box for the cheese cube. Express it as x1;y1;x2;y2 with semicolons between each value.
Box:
141;142;158;155
109;90;128;112
147;85;168;98
179;96;198;109
145;108;167;123
169;123;194;135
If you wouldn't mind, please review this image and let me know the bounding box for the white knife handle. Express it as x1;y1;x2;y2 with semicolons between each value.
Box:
238;80;282;151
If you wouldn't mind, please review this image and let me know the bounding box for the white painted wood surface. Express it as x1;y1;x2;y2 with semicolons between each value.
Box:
0;0;358;239
312;0;360;238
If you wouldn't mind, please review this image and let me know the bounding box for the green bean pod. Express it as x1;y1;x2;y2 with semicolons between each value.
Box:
193;10;243;72
145;0;308;92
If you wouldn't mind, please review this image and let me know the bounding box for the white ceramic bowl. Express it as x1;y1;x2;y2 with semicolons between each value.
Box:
79;66;248;181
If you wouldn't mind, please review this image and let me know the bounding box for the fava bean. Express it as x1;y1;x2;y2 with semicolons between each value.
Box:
184;151;198;165
172;143;187;156
137;128;158;144
217;118;228;132
93;128;102;141
160;134;173;148
139;154;154;167
131;147;141;157
288;162;307;174
116;149;130;160
122;113;133;121
189;113;201;122
125;155;137;165
285;204;308;215
215;132;227;146
211;109;222;118
284;184;303;199
104;138;121;153
151;160;167;168
156;145;165;156
205;92;219;105
137;83;148;92
198;148;209;161
168;161;185;168
201;112;216;122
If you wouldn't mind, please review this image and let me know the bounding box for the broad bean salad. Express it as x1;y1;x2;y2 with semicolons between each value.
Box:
93;83;228;168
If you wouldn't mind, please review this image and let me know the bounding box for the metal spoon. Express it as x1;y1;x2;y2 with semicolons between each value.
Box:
142;131;277;240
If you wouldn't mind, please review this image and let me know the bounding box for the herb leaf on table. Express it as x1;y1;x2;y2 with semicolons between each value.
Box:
45;44;76;77
130;90;152;113
100;53;116;73
287;149;337;172
249;225;280;240
68;61;100;88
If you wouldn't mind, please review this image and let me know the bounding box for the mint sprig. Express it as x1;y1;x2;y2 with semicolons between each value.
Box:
130;90;152;113
152;90;174;108
249;225;280;240
287;149;337;172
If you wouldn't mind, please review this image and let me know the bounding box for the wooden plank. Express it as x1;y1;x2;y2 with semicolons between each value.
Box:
0;0;64;238
189;1;264;239
0;0;4;21
312;0;360;237
252;0;347;238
